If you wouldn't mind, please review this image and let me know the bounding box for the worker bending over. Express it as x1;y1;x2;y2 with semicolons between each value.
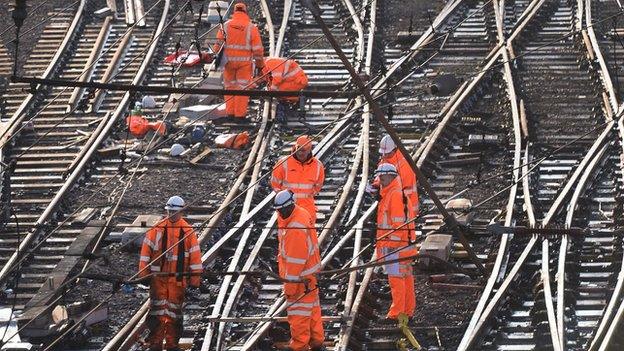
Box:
374;164;417;320
139;196;203;351
262;57;308;103
212;2;264;120
274;190;325;351
368;135;419;216
271;135;325;222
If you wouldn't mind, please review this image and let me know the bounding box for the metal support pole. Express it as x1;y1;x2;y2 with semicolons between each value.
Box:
9;75;355;99
301;0;486;273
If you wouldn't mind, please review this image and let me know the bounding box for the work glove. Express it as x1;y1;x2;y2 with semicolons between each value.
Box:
365;182;379;194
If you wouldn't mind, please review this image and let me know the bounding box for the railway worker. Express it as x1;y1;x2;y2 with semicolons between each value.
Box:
368;135;419;216
274;190;325;351
260;56;308;121
138;196;203;351
375;163;417;320
212;2;264;120
271;135;325;222
261;57;308;104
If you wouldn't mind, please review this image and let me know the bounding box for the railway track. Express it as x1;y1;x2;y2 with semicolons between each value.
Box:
458;1;622;350
589;0;624;108
335;1;526;349
5;1;624;350
0;0;169;336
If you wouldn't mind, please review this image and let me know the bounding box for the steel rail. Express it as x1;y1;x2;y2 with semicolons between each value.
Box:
590;120;624;351
585;0;619;112
456;1;527;348
539;1;616;346
559;138;610;348
584;1;624;348
460;1;616;348
589;123;624;350
377;0;466;85
338;0;374;329
0;0;86;145
65;16;112;113
89;28;135;113
553;2;623;347
274;0;292;56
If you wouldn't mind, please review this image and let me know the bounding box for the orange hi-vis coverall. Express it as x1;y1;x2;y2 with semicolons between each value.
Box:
213;11;264;118
139;217;203;350
376;177;417;319
262;57;309;104
277;205;325;351
374;151;419;216
271;155;325;221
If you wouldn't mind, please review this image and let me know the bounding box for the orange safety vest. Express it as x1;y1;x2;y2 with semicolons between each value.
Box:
139;218;203;287
213;12;264;63
262;57;309;92
270;155;324;216
277;205;321;295
376;177;416;251
375;151;419;213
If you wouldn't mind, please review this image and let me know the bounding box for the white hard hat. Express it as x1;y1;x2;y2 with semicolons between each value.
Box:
142;95;157;109
274;190;295;209
170;143;185;157
375;163;398;176
165;196;185;211
378;135;397;154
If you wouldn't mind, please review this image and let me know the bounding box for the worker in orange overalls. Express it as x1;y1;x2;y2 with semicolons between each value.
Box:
139;196;203;351
271;135;325;222
374;163;417;320
274;190;325;351
212;2;264;120
368;135;419;216
261;57;308;104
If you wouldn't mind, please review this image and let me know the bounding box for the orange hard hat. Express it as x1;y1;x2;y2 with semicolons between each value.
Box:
293;135;313;152
234;2;247;12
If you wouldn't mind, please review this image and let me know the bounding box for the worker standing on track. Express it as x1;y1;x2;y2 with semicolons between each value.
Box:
261;57;309;121
271;135;325;222
139;196;203;351
274;190;325;351
368;135;419;216
212;2;264;120
374;163;417;320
